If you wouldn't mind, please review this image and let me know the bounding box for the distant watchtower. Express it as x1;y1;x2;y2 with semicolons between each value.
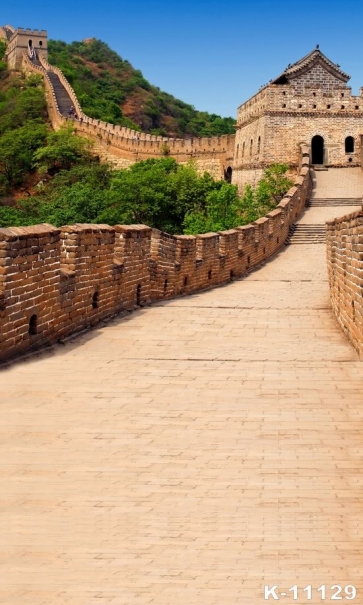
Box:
1;25;48;69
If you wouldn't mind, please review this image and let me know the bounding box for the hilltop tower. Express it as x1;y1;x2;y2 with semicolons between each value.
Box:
233;48;363;190
1;25;48;69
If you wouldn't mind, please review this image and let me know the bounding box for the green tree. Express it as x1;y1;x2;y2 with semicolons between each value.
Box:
0;122;47;192
183;182;240;234
0;205;26;228
33;125;94;172
256;164;293;204
0;39;6;78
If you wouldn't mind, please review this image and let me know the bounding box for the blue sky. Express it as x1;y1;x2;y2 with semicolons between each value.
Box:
2;0;363;118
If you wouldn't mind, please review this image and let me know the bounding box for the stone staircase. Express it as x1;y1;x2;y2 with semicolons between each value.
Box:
286;223;326;245
46;71;74;117
30;52;42;67
307;197;362;207
286;192;362;245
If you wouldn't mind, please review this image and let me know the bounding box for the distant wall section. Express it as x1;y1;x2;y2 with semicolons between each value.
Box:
20;51;235;178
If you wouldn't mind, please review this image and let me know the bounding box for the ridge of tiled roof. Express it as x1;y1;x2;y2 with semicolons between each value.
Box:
272;48;350;84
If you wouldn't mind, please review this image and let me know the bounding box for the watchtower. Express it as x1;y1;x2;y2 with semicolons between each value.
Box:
2;25;48;69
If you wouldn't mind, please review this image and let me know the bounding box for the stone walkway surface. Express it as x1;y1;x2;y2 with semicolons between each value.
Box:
1;169;363;605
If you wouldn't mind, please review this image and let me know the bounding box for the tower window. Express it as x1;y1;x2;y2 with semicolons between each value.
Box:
345;136;354;153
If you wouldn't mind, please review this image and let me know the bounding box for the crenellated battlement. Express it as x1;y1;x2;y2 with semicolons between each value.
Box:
4;24;48;69
16;28;47;36
0;146;311;362
237;85;363;128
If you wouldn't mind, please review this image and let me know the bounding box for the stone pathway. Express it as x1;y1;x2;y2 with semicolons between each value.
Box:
1;169;363;605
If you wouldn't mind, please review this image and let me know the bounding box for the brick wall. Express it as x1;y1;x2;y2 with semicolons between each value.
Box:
0;146;311;363
291;65;346;93
326;210;363;358
264;114;363;167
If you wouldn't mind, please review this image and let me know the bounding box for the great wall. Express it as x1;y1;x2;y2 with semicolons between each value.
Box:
0;25;362;361
1;23;363;605
0;25;235;177
0;146;311;362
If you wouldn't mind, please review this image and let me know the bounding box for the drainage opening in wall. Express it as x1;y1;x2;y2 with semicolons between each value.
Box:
230;270;234;282
184;276;188;287
208;270;212;280
92;291;99;309
136;284;141;306
164;279;168;293
28;314;38;335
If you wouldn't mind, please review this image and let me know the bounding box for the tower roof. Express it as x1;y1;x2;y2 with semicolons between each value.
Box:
272;48;350;85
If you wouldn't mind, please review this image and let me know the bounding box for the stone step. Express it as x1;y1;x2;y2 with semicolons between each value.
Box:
285;224;327;245
47;71;74;116
307;198;362;207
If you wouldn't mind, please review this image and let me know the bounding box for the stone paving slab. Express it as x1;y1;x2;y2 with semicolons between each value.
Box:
0;169;363;604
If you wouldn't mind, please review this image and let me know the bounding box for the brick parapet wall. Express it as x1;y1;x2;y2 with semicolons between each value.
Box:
326;210;363;358
0;146;311;363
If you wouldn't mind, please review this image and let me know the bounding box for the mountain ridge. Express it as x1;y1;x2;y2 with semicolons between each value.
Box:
47;38;236;138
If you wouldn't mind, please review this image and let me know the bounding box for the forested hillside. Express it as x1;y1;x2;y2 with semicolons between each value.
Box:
0;39;292;233
48;38;236;137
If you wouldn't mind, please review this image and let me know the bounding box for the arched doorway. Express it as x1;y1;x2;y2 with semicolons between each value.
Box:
224;166;232;183
311;135;324;165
